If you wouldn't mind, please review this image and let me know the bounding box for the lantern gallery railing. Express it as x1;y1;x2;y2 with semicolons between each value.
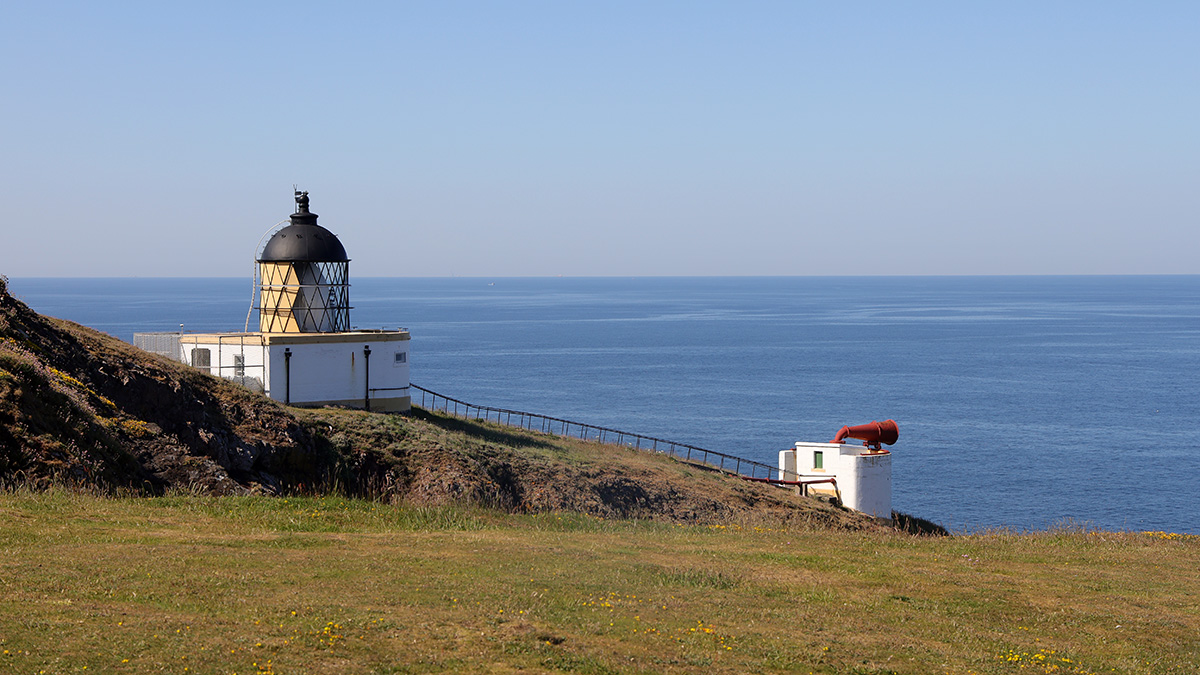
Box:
410;384;780;482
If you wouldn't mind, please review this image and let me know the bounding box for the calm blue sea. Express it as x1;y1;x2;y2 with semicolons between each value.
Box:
10;276;1200;534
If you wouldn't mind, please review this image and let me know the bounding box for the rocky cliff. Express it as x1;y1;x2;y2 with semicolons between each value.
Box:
0;277;327;493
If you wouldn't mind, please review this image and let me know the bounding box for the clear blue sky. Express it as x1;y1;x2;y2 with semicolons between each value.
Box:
2;1;1197;277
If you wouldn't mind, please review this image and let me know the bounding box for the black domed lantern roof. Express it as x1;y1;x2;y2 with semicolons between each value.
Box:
258;191;350;262
256;190;352;333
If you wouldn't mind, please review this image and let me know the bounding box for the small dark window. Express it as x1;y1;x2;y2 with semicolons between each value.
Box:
813;451;823;470
191;348;211;374
233;354;245;377
394;351;407;365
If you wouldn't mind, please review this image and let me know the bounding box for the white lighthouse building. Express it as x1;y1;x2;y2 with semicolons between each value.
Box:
140;192;411;412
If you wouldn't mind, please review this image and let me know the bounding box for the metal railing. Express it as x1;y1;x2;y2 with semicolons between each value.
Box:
742;475;839;498
410;384;782;482
133;332;185;362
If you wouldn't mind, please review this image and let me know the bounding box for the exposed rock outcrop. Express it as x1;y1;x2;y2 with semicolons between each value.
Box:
0;277;329;492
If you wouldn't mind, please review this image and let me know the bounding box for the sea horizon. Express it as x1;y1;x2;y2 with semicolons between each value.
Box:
9;273;1200;280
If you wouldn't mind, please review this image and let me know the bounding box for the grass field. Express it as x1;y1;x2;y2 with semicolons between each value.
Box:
2;490;1199;675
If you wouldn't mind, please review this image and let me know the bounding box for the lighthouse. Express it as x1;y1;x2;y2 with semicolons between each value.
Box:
154;191;411;412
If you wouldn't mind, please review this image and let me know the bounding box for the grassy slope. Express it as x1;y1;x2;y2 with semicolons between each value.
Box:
297;406;887;530
3;491;1198;675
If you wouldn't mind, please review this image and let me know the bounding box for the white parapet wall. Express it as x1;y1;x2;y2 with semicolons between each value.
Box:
179;330;411;412
779;441;892;519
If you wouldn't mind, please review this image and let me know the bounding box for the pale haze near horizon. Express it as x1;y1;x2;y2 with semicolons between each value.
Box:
2;2;1197;278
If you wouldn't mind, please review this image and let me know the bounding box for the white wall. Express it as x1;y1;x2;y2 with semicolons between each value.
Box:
178;332;409;410
181;335;268;392
265;336;410;409
844;451;892;519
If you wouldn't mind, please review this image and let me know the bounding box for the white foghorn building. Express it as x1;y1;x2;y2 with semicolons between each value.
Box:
139;192;410;412
777;420;897;519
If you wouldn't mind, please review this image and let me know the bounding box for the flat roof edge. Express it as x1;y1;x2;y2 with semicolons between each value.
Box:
180;330;410;344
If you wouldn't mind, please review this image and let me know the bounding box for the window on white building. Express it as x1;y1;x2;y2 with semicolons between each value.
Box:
191;348;211;374
394;351;407;365
233;354;245;377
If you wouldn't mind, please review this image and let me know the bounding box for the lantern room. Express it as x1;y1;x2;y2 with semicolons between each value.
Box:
257;191;351;333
